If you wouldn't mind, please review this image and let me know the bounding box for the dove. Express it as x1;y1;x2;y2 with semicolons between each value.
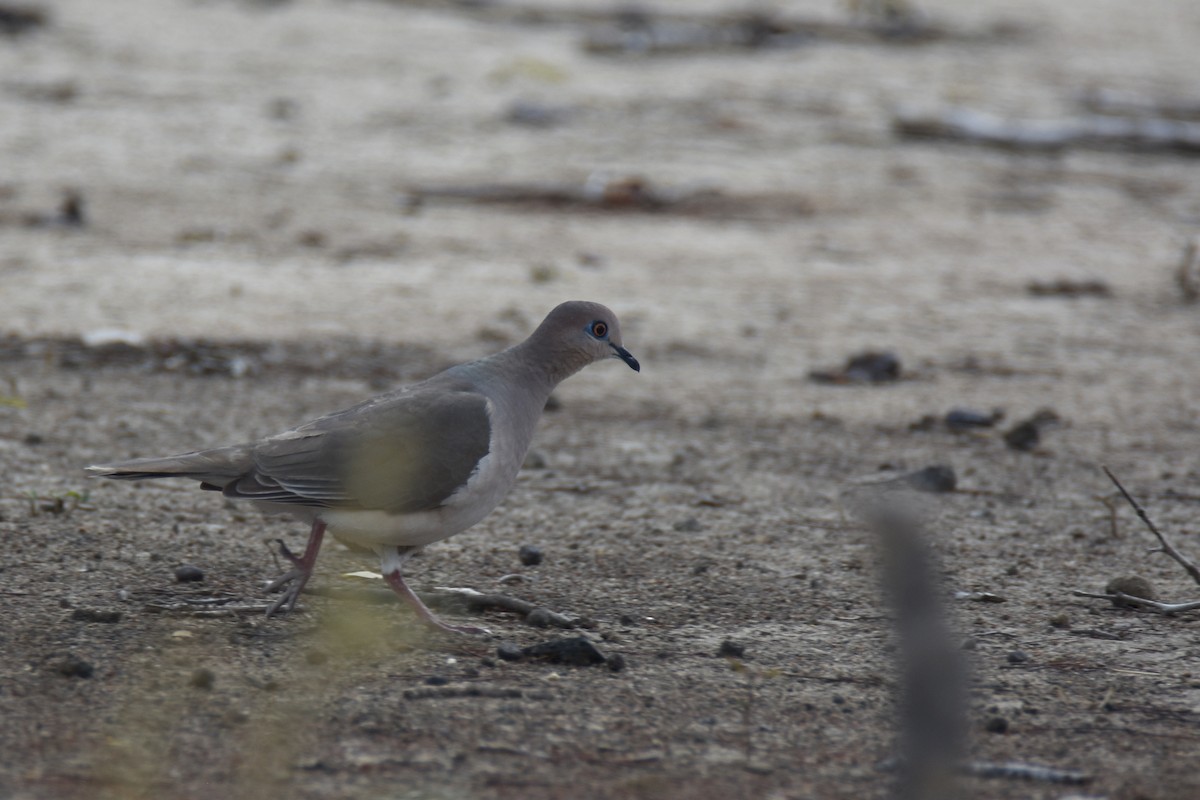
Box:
88;301;639;634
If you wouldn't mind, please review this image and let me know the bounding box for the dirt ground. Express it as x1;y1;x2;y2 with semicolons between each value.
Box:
3;0;1200;798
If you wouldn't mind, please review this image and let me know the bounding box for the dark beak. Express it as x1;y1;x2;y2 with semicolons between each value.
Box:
611;343;640;372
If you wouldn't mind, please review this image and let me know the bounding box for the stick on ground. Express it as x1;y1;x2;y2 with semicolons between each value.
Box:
1103;466;1200;586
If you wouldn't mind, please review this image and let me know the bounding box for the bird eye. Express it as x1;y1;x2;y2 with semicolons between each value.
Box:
590;321;608;339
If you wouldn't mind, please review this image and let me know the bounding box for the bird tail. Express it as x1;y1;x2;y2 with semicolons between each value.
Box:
86;445;253;487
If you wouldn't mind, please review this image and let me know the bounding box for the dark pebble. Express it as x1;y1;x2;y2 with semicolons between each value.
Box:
1003;421;1040;451
518;544;544;566
902;464;957;493
607;653;627;673
525;608;554;628
174;564;205;583
1105;575;1158;604
1004;408;1060;452
944;408;999;430
845;350;901;383
496;642;525;662
832;694;845;705
717;640;746;658
53;654;94;679
809;350;901;384
1007;650;1030;664
618;614;637;626
189;668;215;690
23;432;44;445
522;636;606;667
984;716;1009;734
673;517;703;533
425;675;449;686
71;608;122;624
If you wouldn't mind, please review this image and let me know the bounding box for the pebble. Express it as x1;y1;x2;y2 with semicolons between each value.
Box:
984;716;1009;734
522;637;606;667
902;464;957;493
518;544;544;566
717;640;746;658
606;653;627;673
1007;650;1030;664
71;608;123;623
52;654;94;679
1105;575;1157;605
944;408;1000;430
525;608;554;628
496;642;525;662
174;564;205;583
189;668;215;690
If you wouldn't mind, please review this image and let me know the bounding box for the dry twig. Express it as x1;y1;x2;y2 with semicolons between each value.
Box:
895;107;1200;155
1072;467;1200;614
961;760;1090;785
1103;466;1200;586
1071;590;1200;615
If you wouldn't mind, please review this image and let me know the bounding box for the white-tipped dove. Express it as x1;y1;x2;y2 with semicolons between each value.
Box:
88;301;639;634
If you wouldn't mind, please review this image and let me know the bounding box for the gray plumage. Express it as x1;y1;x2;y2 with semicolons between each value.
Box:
87;300;639;633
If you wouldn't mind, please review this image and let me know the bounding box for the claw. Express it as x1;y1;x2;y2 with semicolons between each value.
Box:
263;520;325;618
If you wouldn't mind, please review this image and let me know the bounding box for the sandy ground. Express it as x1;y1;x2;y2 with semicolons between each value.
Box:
3;0;1200;798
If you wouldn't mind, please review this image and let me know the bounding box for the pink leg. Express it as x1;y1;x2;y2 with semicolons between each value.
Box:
383;568;490;636
264;519;326;617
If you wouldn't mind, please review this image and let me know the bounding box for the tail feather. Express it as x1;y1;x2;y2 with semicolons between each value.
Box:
86;445;254;487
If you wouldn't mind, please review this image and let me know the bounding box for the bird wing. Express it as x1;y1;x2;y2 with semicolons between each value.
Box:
223;387;493;514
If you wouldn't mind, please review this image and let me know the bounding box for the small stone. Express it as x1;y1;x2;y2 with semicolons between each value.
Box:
618;614;637;626
518;545;544;566
525;608;554;628
944;408;1000;430
425;675;449;686
305;650;329;666
1105;575;1158;606
607;653;627;673
1003;421;1040;451
1007;650;1030;664
1049;613;1071;629
189;668;215;690
23;432;45;446
496;642;525;662
843;351;901;383
71;608;122;624
174;564;205;583
903;464;957;493
522;450;548;469
984;716;1009;734
673;517;703;533
53;654;94;679
717;640;746;658
522;637;607;667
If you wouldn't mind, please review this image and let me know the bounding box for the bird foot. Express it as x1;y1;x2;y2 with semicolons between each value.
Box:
264;568;309;617
383;568;491;636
